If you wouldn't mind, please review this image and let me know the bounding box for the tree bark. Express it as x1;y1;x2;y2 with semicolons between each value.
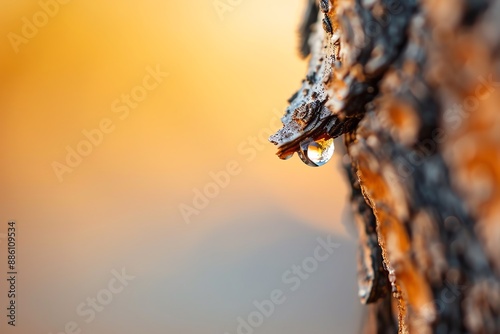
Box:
270;0;500;332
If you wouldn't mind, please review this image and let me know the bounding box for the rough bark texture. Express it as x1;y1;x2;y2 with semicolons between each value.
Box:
270;0;500;333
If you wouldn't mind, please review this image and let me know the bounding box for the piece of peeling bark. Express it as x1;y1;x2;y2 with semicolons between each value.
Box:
269;0;500;333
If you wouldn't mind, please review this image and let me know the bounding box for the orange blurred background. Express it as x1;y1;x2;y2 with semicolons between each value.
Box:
0;1;361;333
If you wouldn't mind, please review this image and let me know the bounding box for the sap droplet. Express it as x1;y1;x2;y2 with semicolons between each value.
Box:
297;137;335;167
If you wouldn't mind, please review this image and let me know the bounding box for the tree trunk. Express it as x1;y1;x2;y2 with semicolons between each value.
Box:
269;0;500;332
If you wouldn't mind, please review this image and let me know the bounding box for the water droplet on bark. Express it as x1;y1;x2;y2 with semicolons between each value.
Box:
298;137;335;167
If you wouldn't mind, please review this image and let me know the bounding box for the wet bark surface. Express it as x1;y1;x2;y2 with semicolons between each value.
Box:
270;0;500;332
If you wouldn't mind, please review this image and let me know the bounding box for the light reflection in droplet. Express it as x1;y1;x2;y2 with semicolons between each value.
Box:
298;137;335;167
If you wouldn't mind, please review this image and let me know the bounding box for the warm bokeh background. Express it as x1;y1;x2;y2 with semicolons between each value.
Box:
0;1;361;333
